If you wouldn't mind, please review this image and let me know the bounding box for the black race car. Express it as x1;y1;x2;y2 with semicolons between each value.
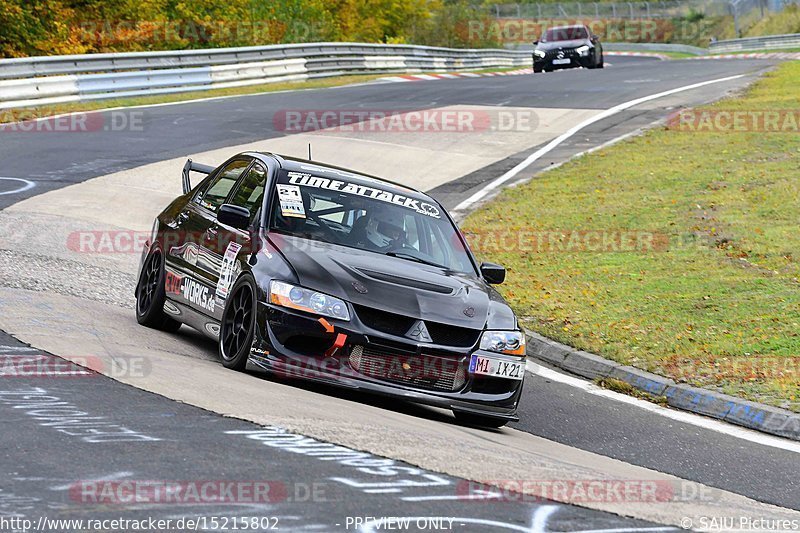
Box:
533;24;604;73
135;152;526;428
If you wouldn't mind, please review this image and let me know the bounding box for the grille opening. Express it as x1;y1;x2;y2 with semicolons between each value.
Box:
471;376;518;395
349;345;466;392
354;305;481;347
283;336;335;356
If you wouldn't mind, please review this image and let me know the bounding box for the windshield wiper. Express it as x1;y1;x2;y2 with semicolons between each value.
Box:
385;251;445;269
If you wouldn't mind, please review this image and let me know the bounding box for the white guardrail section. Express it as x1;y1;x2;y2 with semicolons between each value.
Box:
0;42;530;110
709;32;800;52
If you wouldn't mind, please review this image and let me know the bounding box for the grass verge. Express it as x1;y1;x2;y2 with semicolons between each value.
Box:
463;61;800;412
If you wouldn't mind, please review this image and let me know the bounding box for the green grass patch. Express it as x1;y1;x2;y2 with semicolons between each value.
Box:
463;61;800;412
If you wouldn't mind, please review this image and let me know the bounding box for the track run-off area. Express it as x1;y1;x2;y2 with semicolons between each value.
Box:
0;56;798;531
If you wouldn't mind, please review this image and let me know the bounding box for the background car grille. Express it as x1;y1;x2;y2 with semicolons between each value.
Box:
544;48;578;60
349;345;467;392
353;305;481;347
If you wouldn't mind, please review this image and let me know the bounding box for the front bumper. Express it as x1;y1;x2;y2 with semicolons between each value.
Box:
247;302;525;421
534;52;594;70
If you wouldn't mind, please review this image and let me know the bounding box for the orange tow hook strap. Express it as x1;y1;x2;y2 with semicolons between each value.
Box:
324;333;347;357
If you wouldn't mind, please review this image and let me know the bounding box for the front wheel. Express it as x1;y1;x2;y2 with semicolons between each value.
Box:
453;411;508;429
135;248;181;332
219;275;257;371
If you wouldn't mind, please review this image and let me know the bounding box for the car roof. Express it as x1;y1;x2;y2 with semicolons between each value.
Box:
248;151;433;201
548;24;588;31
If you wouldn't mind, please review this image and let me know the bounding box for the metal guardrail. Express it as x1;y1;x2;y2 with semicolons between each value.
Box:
709;32;800;51
602;42;707;53
0;43;530;110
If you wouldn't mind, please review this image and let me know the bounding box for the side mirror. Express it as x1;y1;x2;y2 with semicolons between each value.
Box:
592;34;600;41
218;204;251;230
480;262;506;285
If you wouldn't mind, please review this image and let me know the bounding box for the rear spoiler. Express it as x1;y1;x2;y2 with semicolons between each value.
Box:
182;159;215;194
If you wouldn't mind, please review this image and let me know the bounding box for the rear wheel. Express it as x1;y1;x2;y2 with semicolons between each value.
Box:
454;411;508;429
135;248;181;332
219;275;257;371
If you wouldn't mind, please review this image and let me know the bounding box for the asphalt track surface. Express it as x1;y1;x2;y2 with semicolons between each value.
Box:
1;56;798;530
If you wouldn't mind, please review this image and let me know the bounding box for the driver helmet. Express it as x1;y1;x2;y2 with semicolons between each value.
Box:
366;208;406;249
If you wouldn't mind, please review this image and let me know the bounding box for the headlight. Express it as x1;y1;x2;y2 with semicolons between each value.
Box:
576;45;590;56
533;50;546;58
480;330;526;356
269;280;350;321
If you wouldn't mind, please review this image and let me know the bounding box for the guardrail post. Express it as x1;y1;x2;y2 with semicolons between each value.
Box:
612;2;617;17
595;2;600;16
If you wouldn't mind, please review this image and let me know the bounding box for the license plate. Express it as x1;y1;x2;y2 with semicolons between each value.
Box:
552;58;571;65
469;354;525;380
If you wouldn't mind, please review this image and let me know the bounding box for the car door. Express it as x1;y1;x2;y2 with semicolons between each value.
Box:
211;161;268;318
164;157;253;316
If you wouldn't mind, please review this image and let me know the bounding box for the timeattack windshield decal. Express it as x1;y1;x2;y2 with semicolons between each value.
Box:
285;172;441;219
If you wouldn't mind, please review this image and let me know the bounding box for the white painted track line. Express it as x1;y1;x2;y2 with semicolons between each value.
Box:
526;360;800;455
453;74;746;213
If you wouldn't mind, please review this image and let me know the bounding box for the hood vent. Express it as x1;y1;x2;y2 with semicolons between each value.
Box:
355;268;453;294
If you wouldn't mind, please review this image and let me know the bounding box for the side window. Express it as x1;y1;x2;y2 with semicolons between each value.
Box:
228;163;267;224
195;159;251;213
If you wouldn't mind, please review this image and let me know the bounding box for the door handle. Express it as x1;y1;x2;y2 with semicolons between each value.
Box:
205;227;218;240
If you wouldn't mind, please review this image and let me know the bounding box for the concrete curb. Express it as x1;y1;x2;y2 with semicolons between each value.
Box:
526;332;800;442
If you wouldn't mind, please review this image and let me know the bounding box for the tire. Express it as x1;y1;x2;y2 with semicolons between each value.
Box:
598;56;605;68
219;274;257;371
136;248;182;332
533;67;543;73
453;411;508;429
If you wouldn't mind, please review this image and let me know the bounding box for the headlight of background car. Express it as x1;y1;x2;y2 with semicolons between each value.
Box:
480;330;526;356
534;50;546;58
269;280;350;321
576;45;590;56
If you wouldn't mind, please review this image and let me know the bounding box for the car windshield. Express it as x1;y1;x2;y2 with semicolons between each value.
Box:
542;26;588;42
269;169;475;274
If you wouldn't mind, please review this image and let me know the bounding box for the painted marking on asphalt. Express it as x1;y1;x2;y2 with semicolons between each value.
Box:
0;177;35;196
453;74;746;213
531;505;560;531
50;471;134;491
0;386;161;443
526;361;800;455
401;490;502;502
0;345;39;354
